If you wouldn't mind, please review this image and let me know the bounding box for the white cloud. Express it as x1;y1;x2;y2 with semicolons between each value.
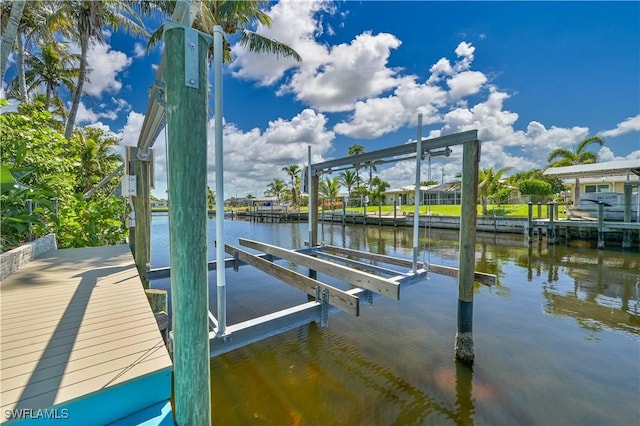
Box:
85;42;132;97
230;0;332;85
279;31;403;111
75;101;99;124
447;71;487;100
231;0;403;112
133;43;146;59
600;114;640;137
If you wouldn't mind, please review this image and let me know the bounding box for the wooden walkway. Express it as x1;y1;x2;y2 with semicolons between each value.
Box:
0;245;172;425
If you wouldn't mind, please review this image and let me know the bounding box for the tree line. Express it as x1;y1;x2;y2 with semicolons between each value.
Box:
261;136;604;213
1;1;300;251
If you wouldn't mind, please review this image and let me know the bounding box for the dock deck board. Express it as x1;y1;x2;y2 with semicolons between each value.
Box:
0;245;172;425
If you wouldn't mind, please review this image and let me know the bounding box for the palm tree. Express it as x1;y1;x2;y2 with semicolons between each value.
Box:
547;135;604;204
348;144;365;206
72;126;122;193
0;0;26;79
1;1;52;101
146;0;301;64
6;41;79;109
319;176;340;210
55;1;148;141
478;167;512;215
338;169;358;208
266;178;286;204
369;176;390;205
282;164;301;205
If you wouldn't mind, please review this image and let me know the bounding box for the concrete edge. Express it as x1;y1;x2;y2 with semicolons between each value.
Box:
0;234;57;280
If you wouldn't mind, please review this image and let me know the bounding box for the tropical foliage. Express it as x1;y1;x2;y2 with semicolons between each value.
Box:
477;167;512;215
0;100;125;251
546;135;605;204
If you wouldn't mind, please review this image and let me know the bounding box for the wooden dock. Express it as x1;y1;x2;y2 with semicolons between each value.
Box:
531;218;640;248
0;244;173;425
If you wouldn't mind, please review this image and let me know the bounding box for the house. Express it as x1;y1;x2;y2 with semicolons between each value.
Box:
384;183;462;206
544;159;640;204
150;199;168;209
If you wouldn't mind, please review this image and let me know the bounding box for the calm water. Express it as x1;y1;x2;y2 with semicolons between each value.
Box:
150;215;640;425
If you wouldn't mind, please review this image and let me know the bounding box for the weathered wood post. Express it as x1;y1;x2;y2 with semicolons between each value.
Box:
342;197;346;226
527;202;533;243
623;182;632;249
537;202;542;219
455;138;480;365
133;150;151;288
165;23;211;425
597;201;605;249
547;202;556;244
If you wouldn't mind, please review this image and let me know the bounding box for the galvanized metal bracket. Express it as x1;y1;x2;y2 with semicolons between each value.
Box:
163;21;213;89
184;27;199;88
152;80;166;107
136;147;151;161
315;286;329;328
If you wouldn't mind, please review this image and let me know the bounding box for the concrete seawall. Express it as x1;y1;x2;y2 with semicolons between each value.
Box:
320;213;528;234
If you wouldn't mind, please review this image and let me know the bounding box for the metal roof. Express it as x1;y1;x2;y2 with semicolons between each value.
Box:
544;159;640;179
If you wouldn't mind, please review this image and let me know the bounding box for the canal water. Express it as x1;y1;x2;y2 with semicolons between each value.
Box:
149;215;639;425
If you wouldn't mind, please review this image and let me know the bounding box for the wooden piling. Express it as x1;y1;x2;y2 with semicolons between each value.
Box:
623;183;632;249
133;154;151;288
165;25;211;425
527;202;533;243
455;139;479;365
597;202;605;249
547;202;556;244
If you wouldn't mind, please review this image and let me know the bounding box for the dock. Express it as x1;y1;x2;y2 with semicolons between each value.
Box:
0;244;173;425
531;218;640;248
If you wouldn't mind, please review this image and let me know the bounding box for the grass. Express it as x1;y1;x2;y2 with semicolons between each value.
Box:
154;203;568;219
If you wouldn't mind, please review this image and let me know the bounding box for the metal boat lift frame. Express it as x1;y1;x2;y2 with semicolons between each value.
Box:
196;129;495;359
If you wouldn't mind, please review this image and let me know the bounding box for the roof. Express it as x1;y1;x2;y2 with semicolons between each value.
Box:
385;183;460;194
544;159;640;179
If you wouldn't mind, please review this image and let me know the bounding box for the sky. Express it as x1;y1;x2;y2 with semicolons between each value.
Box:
4;1;640;199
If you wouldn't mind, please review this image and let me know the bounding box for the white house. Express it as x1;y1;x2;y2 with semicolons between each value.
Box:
384;183;462;206
544;159;640;204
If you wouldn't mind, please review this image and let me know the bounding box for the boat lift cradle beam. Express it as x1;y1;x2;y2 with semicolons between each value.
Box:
194;239;495;358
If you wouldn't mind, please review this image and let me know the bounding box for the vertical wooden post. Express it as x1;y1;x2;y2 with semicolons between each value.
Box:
165;26;211;425
597;201;605;249
527;202;533;243
547;202;556;244
455;139;479;365
623;182;632;249
133;154;150;288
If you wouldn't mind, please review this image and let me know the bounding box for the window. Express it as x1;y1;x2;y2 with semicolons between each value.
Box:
584;184;609;193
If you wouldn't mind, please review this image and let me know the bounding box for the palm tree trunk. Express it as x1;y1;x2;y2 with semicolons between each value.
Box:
65;34;89;141
0;0;25;79
16;35;27;101
574;177;580;206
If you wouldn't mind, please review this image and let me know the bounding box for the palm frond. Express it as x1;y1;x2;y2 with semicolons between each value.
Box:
239;30;301;62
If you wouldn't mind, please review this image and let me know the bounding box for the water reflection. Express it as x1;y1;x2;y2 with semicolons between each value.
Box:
150;217;639;424
316;223;640;337
211;323;476;425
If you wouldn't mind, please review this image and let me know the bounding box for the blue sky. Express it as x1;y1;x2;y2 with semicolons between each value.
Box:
4;1;639;199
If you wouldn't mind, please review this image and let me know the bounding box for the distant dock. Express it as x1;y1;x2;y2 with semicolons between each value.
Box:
0;244;173;425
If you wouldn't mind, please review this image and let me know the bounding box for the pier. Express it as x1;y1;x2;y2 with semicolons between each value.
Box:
0;244;172;425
